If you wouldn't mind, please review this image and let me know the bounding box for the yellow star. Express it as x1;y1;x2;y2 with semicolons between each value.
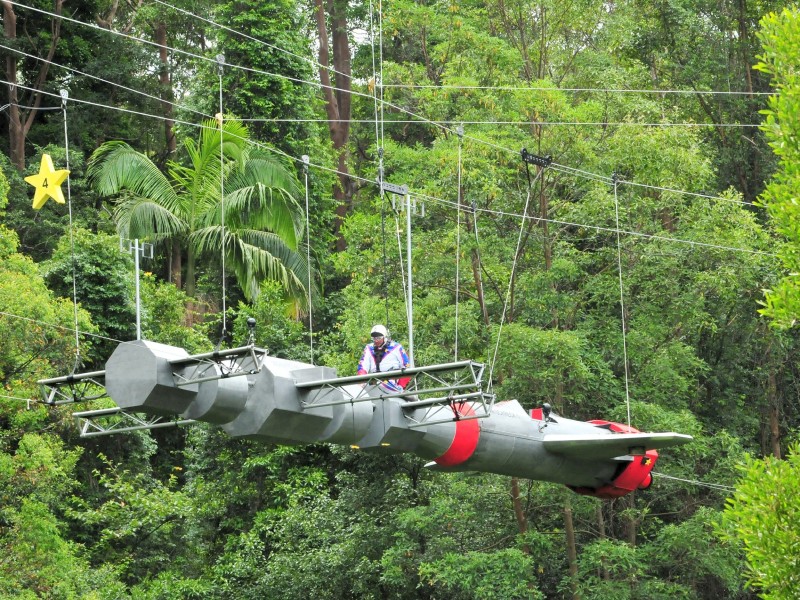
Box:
24;154;70;210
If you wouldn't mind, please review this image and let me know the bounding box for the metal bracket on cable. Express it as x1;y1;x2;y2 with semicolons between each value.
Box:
520;148;552;168
381;181;408;196
38;370;108;405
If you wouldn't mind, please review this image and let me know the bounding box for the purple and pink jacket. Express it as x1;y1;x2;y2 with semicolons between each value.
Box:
357;340;411;392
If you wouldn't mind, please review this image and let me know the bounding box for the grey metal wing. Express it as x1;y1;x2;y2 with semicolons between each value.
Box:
542;432;693;460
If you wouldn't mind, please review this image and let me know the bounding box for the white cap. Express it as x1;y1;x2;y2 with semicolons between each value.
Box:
370;324;388;338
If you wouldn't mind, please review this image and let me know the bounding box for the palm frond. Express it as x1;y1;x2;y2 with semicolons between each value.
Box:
217;185;302;247
114;195;188;240
195;119;248;172
234;152;303;200
87;142;180;213
189;226;316;305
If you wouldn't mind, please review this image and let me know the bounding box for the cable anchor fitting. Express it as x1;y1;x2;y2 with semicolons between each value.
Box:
380;182;408;196
520;148;552;168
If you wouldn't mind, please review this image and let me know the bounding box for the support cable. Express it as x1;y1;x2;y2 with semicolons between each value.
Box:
405;192;414;365
3;2;769;150
302;154;314;364
394;205;408;329
0;67;759;213
470;200;490;366
217;54;228;347
14;78;772;260
0;83;770;258
378;0;385;152
0;310;126;345
487;156;545;392
408;189;775;257
652;472;736;493
372;0;390;329
454;125;464;361
0;43;211;120
380;154;390;328
60;90;81;372
370;0;381;151
613;174;632;426
148;0;772;101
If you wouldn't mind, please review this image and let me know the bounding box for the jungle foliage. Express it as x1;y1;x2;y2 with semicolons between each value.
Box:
1;1;799;598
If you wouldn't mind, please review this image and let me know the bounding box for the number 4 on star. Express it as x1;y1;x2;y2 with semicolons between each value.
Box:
24;154;70;210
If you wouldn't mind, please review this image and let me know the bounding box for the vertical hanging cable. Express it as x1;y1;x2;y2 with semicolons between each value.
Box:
454;125;464;361
60;90;80;371
487;165;544;393
302;154;314;364
613;174;632;426
369;0;382;153
394;207;408;316
405;192;414;365
379;156;390;328
216;54;227;345
378;0;385;151
471;200;489;366
371;0;390;329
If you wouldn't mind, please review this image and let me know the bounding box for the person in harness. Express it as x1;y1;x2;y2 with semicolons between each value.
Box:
357;324;411;393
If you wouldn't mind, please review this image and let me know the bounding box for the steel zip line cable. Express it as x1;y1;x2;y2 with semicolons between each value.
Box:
3;77;774;261
10;0;766;161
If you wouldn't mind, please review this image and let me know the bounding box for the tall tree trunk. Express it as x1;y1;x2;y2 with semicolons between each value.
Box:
170;239;182;289
597;503;609;580
2;0;64;170
765;338;782;459
624;494;637;546
185;247;196;298
465;211;489;326
3;1;24;170
564;500;579;599
510;477;530;553
768;369;781;459
315;0;352;251
155;22;176;158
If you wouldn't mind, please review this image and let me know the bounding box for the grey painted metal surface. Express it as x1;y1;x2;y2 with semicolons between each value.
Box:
105;340;197;416
69;340;692;496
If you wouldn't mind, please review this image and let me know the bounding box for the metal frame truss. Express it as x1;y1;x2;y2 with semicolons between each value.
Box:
296;360;495;426
170;345;267;386
73;406;196;438
38;370;108;405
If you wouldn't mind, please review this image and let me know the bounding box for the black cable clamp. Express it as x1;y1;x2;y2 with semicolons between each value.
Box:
520;148;552;168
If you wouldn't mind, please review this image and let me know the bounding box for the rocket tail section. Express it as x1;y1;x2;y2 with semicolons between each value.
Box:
426;403;692;499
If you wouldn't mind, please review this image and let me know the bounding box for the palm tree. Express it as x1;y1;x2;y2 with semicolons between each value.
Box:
87;118;313;306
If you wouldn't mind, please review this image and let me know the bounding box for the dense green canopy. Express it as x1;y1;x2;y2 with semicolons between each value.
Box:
1;1;799;598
